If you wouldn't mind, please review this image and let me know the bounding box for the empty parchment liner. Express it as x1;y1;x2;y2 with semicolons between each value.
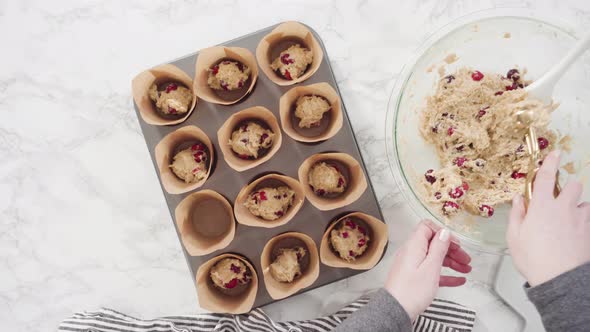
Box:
261;232;319;300
279;82;343;142
320;212;388;270
132;64;197;126
174;190;235;256
194;46;259;105
195;253;258;314
256;21;324;86
217;106;282;172
154;125;215;195
298;153;368;211
234;173;305;228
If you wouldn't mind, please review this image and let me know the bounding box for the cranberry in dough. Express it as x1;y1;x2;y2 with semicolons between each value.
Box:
269;247;306;283
169;143;208;183
228;122;274;159
209;258;252;290
330;218;370;262
419;68;556;218
149;82;192;115
208;60;251;91
271;44;313;80
308;162;346;197
243;187;295;221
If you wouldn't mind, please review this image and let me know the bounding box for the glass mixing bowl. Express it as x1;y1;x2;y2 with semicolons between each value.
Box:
386;8;590;254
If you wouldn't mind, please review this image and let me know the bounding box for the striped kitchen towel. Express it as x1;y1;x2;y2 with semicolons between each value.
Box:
59;296;476;332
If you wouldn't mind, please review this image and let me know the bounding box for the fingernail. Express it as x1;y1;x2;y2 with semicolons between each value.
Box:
552;150;561;159
439;229;450;242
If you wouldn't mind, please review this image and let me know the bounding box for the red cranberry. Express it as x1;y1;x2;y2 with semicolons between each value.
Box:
316;189;326;196
431;124;439;133
456;145;465;151
506;69;520;81
477;106;489;119
447;127;455;136
342;231;349;238
345;219;357;229
165;83;178;93
358;239;366;247
511;171;526;179
191;143;205;151
495;91;504;96
284;70;293;80
424;169;436;184
223;61;231;65
442;201;460;214
220;82;229;91
224;278;239;289
236;62;244;72
445;75;455;83
453;157;467;167
168;107;177;114
280;53;294;65
434;192;442;200
337;178;345;188
462;182;469;191
259;191;267;201
259;133;269;144
479;204;494;217
442;112;448;117
349;250;356;257
449;187;464;199
274;211;284;217
296;252;302;260
241;124;248;132
192;167;199;174
538;137;549;150
238;80;244;88
238;154;251;160
212;65;219;75
240;138;248;144
230;264;241;274
357;226;367;235
471;71;484;81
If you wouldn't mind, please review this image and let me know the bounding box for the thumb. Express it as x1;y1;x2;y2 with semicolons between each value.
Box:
507;194;525;245
423;229;451;272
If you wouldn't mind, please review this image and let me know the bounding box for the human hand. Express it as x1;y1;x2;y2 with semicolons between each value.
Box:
508;150;590;287
384;220;472;321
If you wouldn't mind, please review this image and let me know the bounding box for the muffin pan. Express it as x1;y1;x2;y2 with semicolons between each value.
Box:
132;22;385;310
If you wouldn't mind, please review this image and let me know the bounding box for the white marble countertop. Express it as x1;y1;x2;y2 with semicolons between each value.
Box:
2;0;590;331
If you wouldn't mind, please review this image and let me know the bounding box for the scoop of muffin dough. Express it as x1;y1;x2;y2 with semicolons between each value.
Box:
330;218;370;262
228;122;274;159
308;162;346;196
207;60;251;91
244;186;295;221
271;44;313;80
210;258;252;290
169;143;208;184
295;95;331;128
148;82;192;115
419;67;556;218
269;246;306;283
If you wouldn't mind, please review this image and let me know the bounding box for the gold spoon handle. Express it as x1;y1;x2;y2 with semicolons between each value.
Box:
523;126;561;209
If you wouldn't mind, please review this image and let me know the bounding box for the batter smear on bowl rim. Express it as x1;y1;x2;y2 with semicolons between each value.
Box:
419;68;557;218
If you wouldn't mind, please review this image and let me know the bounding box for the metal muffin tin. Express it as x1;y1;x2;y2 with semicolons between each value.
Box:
132;22;386;309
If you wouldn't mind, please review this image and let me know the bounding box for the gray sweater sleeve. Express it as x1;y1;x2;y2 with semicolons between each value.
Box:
334;288;412;332
526;262;590;332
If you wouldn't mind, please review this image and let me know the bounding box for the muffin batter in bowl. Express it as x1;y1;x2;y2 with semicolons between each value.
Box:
419;68;556;218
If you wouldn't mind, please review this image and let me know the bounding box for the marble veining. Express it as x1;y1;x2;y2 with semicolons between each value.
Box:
2;0;590;331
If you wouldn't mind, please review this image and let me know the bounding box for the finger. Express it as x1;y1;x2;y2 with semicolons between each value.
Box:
439;276;467;287
407;220;436;251
443;257;472;273
422;229;451;272
559;179;583;206
507;194;525;245
447;246;471;265
532;150;561;200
